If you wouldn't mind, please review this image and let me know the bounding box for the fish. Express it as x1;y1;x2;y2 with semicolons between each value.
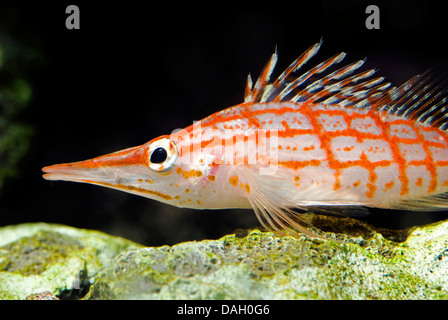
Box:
43;41;448;237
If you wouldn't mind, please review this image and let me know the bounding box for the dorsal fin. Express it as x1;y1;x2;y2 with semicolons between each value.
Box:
244;41;391;107
244;42;448;132
376;66;448;131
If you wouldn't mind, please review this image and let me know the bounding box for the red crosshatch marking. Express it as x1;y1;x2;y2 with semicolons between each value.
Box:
195;98;448;200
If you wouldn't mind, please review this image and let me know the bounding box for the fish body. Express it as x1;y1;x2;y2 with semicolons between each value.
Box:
43;41;448;235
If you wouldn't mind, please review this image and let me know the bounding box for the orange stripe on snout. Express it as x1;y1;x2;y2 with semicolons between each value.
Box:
85;180;173;201
78;145;146;169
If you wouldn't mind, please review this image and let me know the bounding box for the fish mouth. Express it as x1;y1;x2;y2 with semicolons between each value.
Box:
42;161;115;184
42;145;177;202
42;145;146;184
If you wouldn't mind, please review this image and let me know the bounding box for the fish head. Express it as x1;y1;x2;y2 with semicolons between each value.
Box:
42;133;208;206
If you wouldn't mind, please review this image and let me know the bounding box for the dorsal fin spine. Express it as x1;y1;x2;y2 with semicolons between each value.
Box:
251;53;278;102
244;41;448;132
376;66;448;131
274;41;322;86
277;52;347;102
244;74;253;103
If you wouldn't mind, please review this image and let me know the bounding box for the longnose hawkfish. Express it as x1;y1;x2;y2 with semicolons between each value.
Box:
43;41;448;237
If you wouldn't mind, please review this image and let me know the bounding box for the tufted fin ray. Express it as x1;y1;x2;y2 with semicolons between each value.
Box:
244;41;392;107
376;65;448;132
244;42;448;135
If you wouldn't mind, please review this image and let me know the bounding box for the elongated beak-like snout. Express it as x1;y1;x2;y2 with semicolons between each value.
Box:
42;145;147;185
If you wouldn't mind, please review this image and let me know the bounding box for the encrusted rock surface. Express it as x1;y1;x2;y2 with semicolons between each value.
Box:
0;223;140;299
1;216;448;299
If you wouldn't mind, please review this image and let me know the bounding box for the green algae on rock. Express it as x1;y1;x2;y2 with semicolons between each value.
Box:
87;217;448;300
0;223;141;299
1;216;448;299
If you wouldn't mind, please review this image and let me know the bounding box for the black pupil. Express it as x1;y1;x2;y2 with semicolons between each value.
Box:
150;147;168;164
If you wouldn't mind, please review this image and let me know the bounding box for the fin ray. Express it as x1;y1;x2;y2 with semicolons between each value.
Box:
392;192;448;211
240;166;371;237
376;65;448;131
245;42;448;132
244;41;392;108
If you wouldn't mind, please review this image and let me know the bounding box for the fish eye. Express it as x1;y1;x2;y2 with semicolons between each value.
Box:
150;147;167;164
146;137;177;172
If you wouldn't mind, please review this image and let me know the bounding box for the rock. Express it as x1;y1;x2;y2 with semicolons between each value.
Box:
25;291;60;300
0;223;141;299
87;216;448;299
1;217;448;299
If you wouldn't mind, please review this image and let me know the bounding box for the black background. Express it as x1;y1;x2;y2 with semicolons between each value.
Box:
1;0;448;246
